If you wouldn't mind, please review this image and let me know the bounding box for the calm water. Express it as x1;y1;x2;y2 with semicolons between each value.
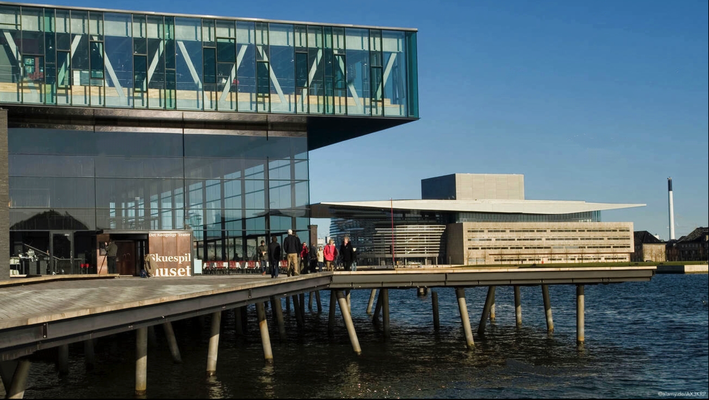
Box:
18;274;709;399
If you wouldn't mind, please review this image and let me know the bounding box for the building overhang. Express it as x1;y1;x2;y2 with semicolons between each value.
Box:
310;199;646;219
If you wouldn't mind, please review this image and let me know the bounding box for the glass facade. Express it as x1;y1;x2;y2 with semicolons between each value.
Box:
0;4;419;118
8;127;310;272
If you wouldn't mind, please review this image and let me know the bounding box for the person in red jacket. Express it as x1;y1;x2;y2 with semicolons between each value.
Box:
300;242;309;273
323;239;338;271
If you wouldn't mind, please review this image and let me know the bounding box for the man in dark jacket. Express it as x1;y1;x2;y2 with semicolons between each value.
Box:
339;236;355;271
309;243;319;273
267;236;281;278
283;229;301;276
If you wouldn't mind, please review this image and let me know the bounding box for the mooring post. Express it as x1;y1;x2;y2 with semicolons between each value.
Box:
163;321;182;363
366;289;377;314
541;285;554;334
432;291;440;331
490;289;496;322
84;339;95;370
382;288;391;338
292;295;303;330
207;311;222;376
478;286;496;336
315;291;323;313
514;286;522;328
336;290;362;355
256;302;274;361
271;296;287;340
57;344;69;375
135;327;148;396
328;290;337;334
455;287;475;349
577;284;585;346
5;359;31;400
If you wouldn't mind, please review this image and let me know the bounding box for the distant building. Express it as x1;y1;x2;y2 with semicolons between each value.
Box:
667;227;709;262
632;231;666;262
312;173;645;266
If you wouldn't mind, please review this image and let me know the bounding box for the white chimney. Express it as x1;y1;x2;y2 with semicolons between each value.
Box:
668;177;675;240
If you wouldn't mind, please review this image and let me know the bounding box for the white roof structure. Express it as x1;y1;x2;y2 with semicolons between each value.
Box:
310;199;645;218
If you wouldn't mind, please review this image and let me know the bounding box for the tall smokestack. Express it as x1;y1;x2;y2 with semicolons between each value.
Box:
668;177;675;240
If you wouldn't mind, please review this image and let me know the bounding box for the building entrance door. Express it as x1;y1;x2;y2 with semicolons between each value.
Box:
50;231;73;274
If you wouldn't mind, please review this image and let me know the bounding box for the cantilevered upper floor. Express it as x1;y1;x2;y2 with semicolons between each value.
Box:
0;2;419;148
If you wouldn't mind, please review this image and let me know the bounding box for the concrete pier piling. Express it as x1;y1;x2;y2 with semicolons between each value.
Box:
336;290;361;355
235;306;244;335
432;291;440;331
271;296;286;340
382;288;391;338
366;289;377;314
542;285;554;334
315;291;323;313
5;359;31;399
308;292;313;311
285;296;290;312
373;290;383;321
84;339;95;370
163;321;182;363
478;286;496;336
490;289;496;322
292;295;303;330
57;344;69;375
514;286;522;328
299;293;306;321
207;311;221;376
455;287;475;349
135;327;148;396
328;290;337;334
577;284;585;346
346;290;351;312
256;302;273;361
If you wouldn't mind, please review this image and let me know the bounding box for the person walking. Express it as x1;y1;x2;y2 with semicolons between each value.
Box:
268;236;281;278
339;236;355;272
105;240;118;274
316;245;324;273
258;240;268;275
283;229;301;276
324;239;338;271
309;242;319;273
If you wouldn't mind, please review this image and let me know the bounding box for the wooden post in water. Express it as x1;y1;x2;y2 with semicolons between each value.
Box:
5;359;31;399
455;287;475;349
286;296;290;312
308;291;313;311
271;296;286;340
576;284;585;346
542;285;554;334
256;302;273;361
366;289;377;314
328;290;337;334
163;321;182;363
84;339;95;370
315;291;323;313
207;311;221;376
514;286;522;328
478;286;496;336
336;290;362;355
135;327;148;396
299;293;306;321
382;288;391;338
57;344;69;375
432;291;440;331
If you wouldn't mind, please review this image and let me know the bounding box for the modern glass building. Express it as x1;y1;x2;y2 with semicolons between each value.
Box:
0;2;419;277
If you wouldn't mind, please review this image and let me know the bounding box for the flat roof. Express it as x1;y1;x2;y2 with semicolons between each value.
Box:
311;199;646;218
2;1;418;32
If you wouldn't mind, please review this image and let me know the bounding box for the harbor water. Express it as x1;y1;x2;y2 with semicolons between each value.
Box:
17;273;709;399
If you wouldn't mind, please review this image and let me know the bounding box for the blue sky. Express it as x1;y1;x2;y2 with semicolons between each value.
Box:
32;0;708;240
